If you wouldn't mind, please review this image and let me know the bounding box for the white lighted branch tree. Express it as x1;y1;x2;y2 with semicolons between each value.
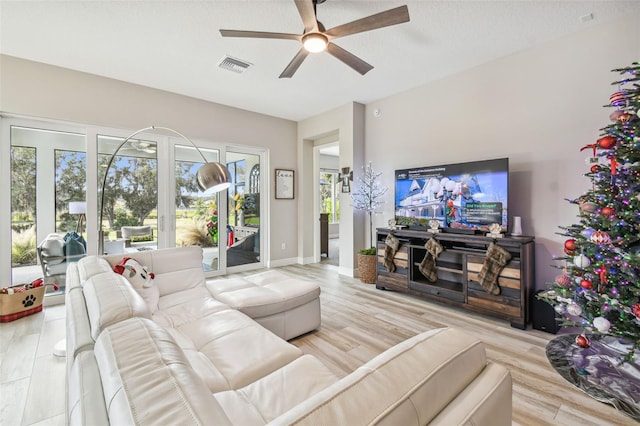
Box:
352;162;387;251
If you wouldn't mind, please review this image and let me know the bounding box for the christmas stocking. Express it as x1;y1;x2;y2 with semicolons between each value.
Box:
419;238;443;282
384;233;400;272
478;242;512;295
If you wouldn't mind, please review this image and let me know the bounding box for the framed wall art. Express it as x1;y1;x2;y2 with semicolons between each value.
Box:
275;169;294;199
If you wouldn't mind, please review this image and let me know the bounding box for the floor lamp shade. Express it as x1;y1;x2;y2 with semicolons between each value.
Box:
98;126;231;254
197;162;232;192
68;201;87;215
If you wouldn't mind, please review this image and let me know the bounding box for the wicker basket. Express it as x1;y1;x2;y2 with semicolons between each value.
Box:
358;253;378;284
0;286;46;322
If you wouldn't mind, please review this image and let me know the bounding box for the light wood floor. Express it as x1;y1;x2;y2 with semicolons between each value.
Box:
0;263;634;425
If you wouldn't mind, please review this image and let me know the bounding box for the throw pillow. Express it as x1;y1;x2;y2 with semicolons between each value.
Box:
64;231;87;251
113;257;159;313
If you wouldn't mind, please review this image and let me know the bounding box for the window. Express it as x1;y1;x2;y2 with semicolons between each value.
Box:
55;150;87;233
97;135;158;246
249;164;260;193
11;145;37;267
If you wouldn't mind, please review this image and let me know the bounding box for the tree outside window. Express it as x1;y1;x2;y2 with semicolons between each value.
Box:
11;146;36;266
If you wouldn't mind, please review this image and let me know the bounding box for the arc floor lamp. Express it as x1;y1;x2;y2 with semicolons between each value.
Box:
98;126;231;254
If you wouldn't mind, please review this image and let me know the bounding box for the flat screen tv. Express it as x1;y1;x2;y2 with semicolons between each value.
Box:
394;158;509;233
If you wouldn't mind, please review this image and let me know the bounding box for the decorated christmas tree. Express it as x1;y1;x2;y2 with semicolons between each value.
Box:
540;62;640;361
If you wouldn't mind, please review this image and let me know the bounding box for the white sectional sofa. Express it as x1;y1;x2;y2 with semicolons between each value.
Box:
65;246;513;425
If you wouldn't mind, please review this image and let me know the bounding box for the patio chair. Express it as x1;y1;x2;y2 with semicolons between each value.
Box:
37;233;86;279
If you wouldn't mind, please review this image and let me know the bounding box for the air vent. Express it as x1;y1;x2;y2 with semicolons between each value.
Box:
218;55;252;74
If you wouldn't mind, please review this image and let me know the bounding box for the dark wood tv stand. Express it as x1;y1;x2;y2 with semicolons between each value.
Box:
376;228;535;329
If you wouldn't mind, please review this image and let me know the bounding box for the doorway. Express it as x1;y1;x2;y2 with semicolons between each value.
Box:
318;143;340;266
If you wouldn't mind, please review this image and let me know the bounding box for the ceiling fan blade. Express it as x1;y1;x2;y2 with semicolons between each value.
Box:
324;5;409;39
326;42;373;75
220;29;301;41
294;0;318;33
279;48;310;78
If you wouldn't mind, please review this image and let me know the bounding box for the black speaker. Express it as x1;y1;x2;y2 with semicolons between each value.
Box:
531;290;560;334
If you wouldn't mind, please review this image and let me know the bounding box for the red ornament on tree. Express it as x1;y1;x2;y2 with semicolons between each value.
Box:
609;110;624;121
590;165;600;173
580;279;593;290
609;91;626;106
633;303;640;319
564;239;577;251
617;112;634;123
576;334;591;348
554;274;571;288
590;230;611;245
601;206;615;217
597;135;616;150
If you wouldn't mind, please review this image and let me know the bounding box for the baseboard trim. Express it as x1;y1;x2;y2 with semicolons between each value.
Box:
297;256;316;265
268;257;298;268
338;266;356;278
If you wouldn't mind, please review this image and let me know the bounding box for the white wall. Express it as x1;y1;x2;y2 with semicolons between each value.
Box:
0;55;298;266
364;13;640;290
297;102;365;276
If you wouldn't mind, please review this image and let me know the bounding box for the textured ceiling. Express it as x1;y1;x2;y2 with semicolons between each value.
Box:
1;1;638;121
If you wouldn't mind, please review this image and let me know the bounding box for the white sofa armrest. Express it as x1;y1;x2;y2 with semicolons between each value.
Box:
270;327;512;426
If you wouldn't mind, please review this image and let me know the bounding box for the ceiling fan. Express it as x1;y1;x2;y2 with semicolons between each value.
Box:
129;141;156;154
219;0;410;78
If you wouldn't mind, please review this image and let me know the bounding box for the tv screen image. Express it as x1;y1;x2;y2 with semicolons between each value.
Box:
395;158;509;232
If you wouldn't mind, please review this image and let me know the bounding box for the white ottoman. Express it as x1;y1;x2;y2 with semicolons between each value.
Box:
207;270;321;340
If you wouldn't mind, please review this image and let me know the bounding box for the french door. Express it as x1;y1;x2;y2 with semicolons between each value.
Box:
97;133;159;255
225;149;262;269
2;118;267;293
172;141;225;272
4;121;86;298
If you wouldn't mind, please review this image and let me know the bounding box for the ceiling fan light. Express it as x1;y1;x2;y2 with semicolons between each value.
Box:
302;33;327;53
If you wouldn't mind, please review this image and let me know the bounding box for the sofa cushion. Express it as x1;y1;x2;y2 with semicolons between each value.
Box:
83;272;150;340
153;286;231;328
163;308;303;393
94;317;233;425
214;354;337;425
208;270;320;318
77;256;112;283
103;246;205;297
